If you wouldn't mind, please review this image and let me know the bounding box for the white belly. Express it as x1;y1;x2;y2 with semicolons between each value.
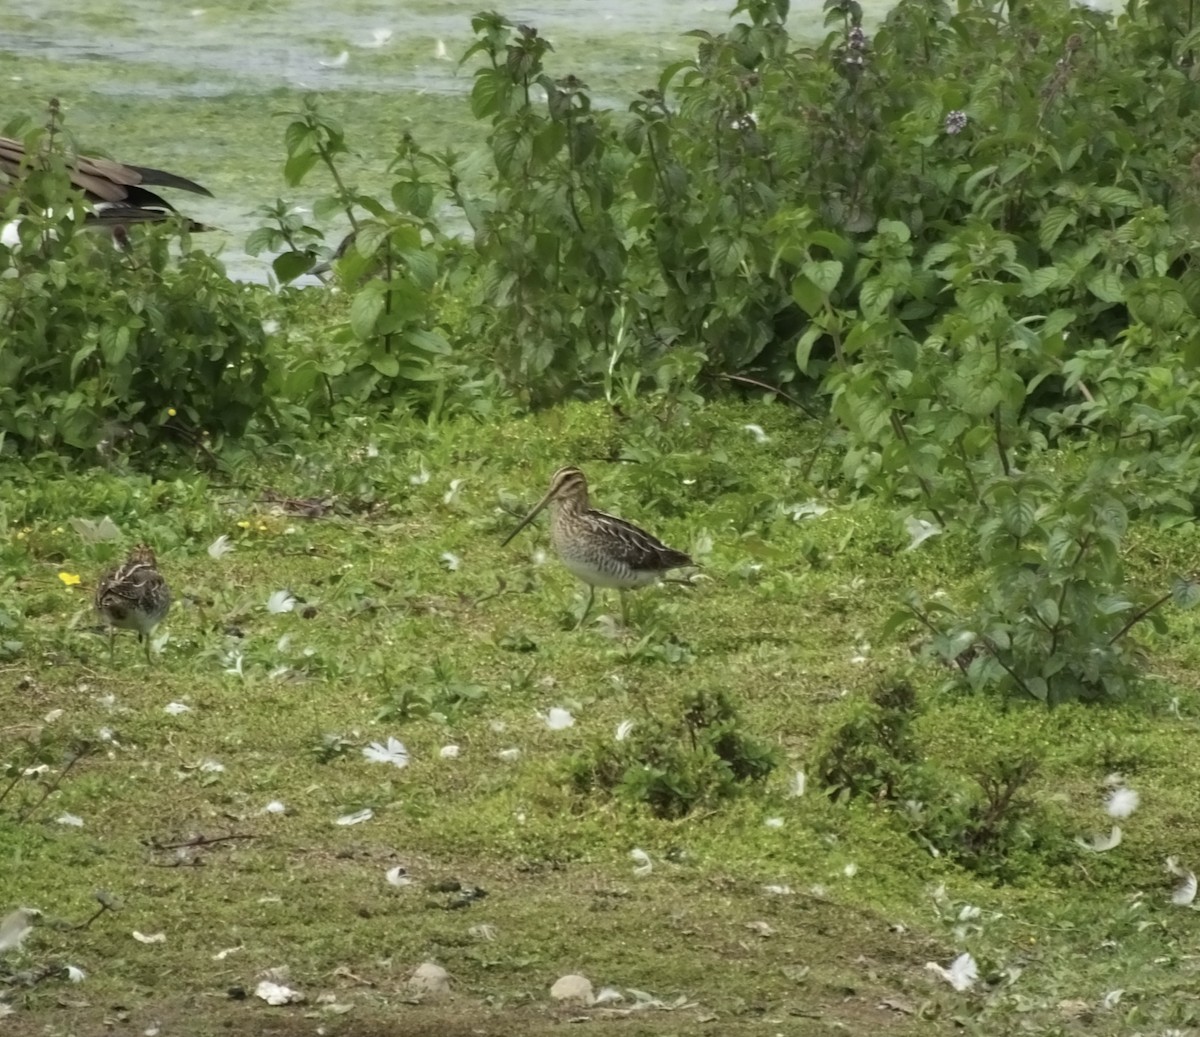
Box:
561;555;660;590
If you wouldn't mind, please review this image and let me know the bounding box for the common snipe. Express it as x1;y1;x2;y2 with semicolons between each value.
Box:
502;466;693;627
95;544;172;663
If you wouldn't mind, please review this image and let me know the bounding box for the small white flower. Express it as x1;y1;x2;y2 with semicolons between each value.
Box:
788;770;806;797
442;478;464;505
199;759;225;773
843;862;858;878
164;702;191;716
440;551;461;572
541;707;574;731
267;590;297;614
764;817;784;829
207;535;234;560
261;318;280;335
630;848;653;876
363;737;409;769
64;964;86;982
615;719;635;742
262;800;286;815
223;653;244;678
742;423;769;444
56;813;84;827
497;748;521;763
335;808;374;826
1102;989;1124;1009
410;466;430;486
439;745;460;760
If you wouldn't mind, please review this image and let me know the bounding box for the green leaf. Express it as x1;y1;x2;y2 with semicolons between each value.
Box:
371;353;400;377
1086;269;1125;304
283;152;318;187
859;278;893;318
802;259;843;296
1035;598;1060;627
349;283;386;340
404;328;451;355
794;324;821;374
1021;266;1062;297
272;250;315;285
401;248;439;291
790;276;824;317
876;218;911;243
999;493;1037;537
1038;207;1075;251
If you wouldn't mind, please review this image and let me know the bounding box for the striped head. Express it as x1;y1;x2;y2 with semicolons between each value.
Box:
501;466;591;547
128;543;158;567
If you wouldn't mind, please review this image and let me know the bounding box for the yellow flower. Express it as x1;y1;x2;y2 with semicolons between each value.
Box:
16;531;26;540
237;520;251;529
53;526;64;534
58;572;81;587
168;408;177;417
257;523;267;532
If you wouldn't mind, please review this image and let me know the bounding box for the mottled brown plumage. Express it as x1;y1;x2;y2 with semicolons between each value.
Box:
502;466;693;627
95;544;171;663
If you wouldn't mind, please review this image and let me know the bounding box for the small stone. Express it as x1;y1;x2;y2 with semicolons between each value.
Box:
408;962;451;996
550;974;594;1005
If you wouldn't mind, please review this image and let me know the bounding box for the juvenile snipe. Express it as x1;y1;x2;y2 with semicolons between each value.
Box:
502;466;693;627
95;544;171;663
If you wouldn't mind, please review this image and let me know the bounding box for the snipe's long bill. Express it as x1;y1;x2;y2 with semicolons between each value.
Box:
94;543;172;663
502;466;693;627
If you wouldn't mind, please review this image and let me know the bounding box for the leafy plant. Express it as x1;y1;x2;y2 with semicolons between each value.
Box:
1;110;274;462
569;688;777;819
890;475;1200;704
812;678;919;802
375;657;487;723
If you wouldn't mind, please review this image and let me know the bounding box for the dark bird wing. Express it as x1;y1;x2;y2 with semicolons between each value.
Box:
0;137;213;208
591;511;693;573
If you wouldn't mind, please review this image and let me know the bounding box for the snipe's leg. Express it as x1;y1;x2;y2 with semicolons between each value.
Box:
141;633;151;666
575;585;596;630
108;627;115;664
619;590;630;628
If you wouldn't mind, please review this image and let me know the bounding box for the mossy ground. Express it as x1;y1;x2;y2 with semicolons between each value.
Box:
4;399;1200;1035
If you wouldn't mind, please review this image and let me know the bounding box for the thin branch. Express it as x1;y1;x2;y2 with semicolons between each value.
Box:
1109;591;1172;646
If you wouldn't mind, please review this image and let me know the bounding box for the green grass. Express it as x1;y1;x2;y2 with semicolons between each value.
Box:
4;399;1200;1035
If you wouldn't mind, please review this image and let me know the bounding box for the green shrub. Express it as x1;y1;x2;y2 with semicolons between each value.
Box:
0;117;274;461
569;688;777;819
